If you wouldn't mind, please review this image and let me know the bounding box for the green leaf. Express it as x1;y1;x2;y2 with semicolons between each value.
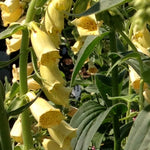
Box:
70;0;129;17
71;32;109;85
0;54;19;69
82;103;127;150
9;82;19;99
0;81;5;102
73;0;90;14
0;24;25;39
125;105;150;150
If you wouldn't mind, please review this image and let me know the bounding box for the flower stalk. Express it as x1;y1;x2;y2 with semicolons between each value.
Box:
110;30;121;150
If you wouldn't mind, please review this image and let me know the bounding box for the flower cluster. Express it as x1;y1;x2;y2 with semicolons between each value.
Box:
0;0;77;149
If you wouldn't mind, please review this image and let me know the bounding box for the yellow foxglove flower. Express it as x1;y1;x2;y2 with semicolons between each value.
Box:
52;0;72;11
43;82;71;107
0;0;24;26
143;88;150;103
10;117;23;143
12;62;33;83
40;63;66;88
48;120;77;150
132;24;150;57
71;15;103;36
27;78;41;90
42;138;63;150
6;31;22;55
129;66;148;91
87;62;98;75
67;106;78;117
71;37;85;54
27;92;64;128
44;2;64;33
30;22;60;65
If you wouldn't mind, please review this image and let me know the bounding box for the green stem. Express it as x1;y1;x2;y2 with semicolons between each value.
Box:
110;30;121;150
139;79;144;110
0;83;12;150
19;1;37;149
19;28;33;150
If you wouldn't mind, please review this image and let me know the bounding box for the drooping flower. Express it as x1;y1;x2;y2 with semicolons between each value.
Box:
0;0;24;26
129;66;148;92
12;62;33;83
5;17;25;54
87;62;98;75
30;22;60;65
71;15;103;36
42;138;63;150
6;30;22;55
10;117;22;143
71;37;85;54
44;2;64;34
26;92;65;128
48;120;77;150
132;24;150;57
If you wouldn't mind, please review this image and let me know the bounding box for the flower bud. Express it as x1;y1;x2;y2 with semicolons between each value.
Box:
27;92;65;128
0;0;24;26
48;120;77;150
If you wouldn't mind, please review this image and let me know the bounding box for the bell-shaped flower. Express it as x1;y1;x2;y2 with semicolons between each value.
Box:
132;24;150;57
0;0;24;26
129;66;148;92
27;78;41;90
12;62;33;83
44;2;64;34
42;138;63;150
26;92;65;128
5;17;25;54
71;37;85;54
71;15;103;36
30;22;61;65
87;61;98;75
43;82;71;107
6;30;22;55
48;120;77;150
51;0;72;12
10;117;22;143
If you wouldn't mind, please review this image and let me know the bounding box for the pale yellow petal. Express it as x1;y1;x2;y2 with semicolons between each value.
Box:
48;120;77;150
27;78;41;90
27;92;64;128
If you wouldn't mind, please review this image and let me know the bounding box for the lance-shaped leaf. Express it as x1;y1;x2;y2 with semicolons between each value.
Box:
0;24;24;39
125;105;150;150
71;32;109;85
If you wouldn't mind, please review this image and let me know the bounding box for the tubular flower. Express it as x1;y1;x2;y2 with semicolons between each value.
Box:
71;37;85;54
132;24;150;57
27;92;65;128
10;117;22;143
129;66;148;92
12;62;33;83
42;138;63;150
30;22;61;65
52;0;72;11
0;0;24;26
27;78;41;90
6;30;22;55
44;2;64;33
43;82;71;107
48;120;77;150
71;15;103;36
87;62;98;75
